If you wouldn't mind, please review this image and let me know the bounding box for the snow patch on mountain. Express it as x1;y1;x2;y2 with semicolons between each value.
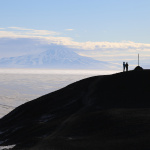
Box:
0;47;109;69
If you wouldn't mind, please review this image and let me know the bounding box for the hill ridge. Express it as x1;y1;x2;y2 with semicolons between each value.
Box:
1;70;150;149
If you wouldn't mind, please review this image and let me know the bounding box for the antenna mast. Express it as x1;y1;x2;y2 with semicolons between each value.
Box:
138;53;139;66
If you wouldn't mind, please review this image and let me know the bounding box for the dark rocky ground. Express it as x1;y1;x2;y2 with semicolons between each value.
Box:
1;68;150;150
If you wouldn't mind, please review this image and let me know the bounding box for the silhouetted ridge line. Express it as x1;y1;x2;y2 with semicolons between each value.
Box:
1;70;150;150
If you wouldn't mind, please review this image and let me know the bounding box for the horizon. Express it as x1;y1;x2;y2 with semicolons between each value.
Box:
0;68;119;75
0;0;150;69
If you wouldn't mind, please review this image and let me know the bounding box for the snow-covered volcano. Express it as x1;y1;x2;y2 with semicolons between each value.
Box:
0;48;108;69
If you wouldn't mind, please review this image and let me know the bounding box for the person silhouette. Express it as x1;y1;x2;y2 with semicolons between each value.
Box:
125;62;129;71
123;62;125;72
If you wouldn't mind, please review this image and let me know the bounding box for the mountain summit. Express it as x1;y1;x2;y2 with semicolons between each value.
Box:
0;47;108;69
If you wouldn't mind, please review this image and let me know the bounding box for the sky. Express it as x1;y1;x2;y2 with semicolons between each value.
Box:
0;0;150;68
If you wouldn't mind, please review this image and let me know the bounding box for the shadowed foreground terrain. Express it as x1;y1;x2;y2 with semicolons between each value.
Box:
1;69;150;150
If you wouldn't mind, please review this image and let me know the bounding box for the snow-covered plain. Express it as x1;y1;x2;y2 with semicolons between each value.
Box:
0;69;119;118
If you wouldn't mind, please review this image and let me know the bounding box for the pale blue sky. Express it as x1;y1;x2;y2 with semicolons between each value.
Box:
1;0;150;42
0;0;150;68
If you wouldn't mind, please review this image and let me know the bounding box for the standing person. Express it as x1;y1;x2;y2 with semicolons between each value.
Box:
123;62;125;72
125;62;129;71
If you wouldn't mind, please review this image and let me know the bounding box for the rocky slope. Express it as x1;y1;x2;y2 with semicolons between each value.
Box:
1;69;150;150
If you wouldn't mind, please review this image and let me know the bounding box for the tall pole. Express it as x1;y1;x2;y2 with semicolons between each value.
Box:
138;53;139;66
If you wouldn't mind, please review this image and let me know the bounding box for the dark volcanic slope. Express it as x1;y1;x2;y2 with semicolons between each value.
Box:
1;70;150;150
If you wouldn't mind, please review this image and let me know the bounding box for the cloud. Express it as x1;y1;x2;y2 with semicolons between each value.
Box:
0;31;19;37
7;27;60;36
8;27;33;30
0;37;50;58
68;41;150;51
65;29;74;31
1;27;150;51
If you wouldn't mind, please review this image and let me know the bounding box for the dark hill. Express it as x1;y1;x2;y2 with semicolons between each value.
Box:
1;70;150;149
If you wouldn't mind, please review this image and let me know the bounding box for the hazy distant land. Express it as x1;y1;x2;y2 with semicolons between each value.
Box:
0;69;117;118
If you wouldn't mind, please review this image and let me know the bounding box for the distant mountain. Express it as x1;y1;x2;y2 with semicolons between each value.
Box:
0;48;109;69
